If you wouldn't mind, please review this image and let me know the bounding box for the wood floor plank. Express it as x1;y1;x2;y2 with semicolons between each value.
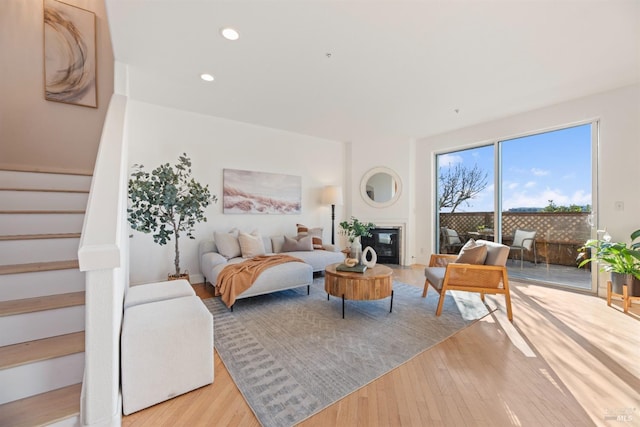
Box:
0;383;81;427
0;259;79;276
0;210;85;214
0;291;84;317
121;272;638;427
0;166;92;176
0;233;81;241
0;331;85;370
0;188;89;194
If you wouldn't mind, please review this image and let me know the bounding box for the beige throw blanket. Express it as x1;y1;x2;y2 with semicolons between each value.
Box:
216;254;304;308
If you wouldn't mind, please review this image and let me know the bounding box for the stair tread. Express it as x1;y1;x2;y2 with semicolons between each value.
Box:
0;332;85;370
0;291;85;317
0;383;81;427
0;188;89;193
0;233;81;241
0;210;85;214
0;260;79;275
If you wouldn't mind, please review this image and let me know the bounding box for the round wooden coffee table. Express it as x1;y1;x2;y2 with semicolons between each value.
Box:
324;263;394;318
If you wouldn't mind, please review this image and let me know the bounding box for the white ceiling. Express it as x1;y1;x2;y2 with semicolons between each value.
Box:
106;0;640;142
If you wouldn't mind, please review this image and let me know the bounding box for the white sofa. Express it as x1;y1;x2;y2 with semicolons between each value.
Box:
199;234;344;301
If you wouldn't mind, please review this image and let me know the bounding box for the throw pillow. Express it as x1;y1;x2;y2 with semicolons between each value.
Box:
213;230;241;259
455;238;487;265
281;235;313;252
270;235;285;253
238;231;266;258
297;223;324;250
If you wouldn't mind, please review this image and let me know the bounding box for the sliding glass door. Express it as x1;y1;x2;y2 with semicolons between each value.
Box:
436;122;596;291
436;145;494;254
498;124;593;290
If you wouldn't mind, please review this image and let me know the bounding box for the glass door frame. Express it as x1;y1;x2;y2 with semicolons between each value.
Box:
434;119;599;294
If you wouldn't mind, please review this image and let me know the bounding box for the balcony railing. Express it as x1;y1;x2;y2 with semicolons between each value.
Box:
440;211;592;268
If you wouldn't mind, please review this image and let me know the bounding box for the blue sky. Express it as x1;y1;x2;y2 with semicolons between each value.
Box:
438;124;592;212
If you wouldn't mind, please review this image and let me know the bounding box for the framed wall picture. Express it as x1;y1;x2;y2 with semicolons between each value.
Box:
43;0;97;108
223;169;302;214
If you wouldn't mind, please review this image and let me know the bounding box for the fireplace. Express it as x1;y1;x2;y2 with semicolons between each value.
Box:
360;227;401;264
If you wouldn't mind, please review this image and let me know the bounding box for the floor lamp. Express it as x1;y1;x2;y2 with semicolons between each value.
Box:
322;185;343;245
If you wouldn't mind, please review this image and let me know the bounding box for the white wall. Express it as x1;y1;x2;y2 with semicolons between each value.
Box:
126;100;345;284
0;0;114;173
414;84;640;294
125;83;638;290
347;136;416;264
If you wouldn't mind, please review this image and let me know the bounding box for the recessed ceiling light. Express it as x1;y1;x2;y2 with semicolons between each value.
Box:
221;27;240;41
200;73;214;82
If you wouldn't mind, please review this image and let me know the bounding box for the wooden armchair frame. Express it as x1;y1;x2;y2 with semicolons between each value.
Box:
423;254;513;321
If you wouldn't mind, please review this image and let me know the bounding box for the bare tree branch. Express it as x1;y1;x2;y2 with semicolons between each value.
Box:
438;164;488;213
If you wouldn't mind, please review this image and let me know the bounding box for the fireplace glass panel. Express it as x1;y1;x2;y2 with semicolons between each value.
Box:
361;227;400;264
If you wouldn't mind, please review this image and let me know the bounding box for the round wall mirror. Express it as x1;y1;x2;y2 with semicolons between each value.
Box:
360;167;402;208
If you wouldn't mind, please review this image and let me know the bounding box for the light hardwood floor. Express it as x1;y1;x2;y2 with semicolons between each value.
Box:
122;266;640;427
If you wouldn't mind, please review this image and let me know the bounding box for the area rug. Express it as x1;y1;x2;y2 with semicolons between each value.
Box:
203;277;490;427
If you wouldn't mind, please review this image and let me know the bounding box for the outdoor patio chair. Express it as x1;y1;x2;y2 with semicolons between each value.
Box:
440;227;465;254
509;229;537;268
423;239;513;321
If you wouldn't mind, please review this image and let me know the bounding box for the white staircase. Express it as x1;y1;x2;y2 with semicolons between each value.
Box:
0;170;91;426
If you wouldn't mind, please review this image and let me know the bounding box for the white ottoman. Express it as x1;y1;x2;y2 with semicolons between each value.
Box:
121;295;214;415
124;279;195;309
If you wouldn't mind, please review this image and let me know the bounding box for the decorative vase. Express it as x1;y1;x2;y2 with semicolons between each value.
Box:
362;246;377;268
350;238;362;263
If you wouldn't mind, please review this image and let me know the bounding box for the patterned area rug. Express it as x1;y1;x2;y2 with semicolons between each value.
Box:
203;277;490;427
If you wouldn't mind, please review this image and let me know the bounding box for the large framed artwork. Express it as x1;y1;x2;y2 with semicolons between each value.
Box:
43;0;97;108
223;169;302;214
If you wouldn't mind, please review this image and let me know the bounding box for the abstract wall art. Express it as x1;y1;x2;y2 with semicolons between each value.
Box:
44;0;97;108
223;169;302;214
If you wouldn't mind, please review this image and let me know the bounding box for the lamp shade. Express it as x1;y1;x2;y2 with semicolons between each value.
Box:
322;185;343;205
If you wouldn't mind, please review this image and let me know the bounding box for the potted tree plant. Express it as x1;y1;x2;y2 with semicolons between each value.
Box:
339;216;376;261
579;228;640;296
128;153;217;282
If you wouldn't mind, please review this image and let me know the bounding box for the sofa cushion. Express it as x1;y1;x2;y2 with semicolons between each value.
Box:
297;224;324;250
455;239;487;265
282;235;313;252
124;279;195;309
238;231;266;258
214;230;241;259
271;235;285;253
234;261;313;299
288;249;345;272
424;267;446;290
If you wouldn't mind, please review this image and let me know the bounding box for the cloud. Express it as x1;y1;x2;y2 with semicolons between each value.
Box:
570;189;592;205
438;153;463;168
507;182;519;190
531;168;550;176
524;181;536;188
502;187;592;210
455;184;496;212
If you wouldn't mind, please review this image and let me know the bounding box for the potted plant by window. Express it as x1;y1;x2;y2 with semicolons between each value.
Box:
339;216;376;261
578;228;640;296
128;153;217;282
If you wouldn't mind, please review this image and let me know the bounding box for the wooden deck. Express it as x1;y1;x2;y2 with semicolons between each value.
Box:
507;260;592;290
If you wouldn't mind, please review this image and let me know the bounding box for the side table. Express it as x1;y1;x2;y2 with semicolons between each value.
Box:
324;263;393;318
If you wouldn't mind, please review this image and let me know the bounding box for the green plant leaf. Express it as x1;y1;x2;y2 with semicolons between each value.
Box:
128;154;217;275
